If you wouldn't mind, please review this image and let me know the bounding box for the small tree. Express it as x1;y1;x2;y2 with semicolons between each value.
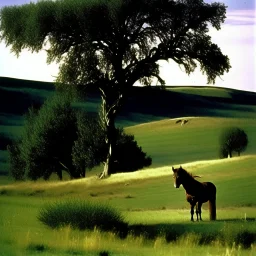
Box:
8;94;78;180
219;127;248;158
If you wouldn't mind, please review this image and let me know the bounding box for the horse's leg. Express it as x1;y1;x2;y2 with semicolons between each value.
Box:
190;203;196;221
196;203;199;221
196;202;203;221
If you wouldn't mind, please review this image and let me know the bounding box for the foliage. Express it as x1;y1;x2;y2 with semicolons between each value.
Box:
72;117;152;176
0;0;231;177
8;94;78;180
219;127;248;158
7;94;151;180
38;199;127;235
113;128;152;173
72;113;106;177
7;142;25;180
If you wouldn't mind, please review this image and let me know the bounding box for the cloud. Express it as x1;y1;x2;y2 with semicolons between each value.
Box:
225;9;256;26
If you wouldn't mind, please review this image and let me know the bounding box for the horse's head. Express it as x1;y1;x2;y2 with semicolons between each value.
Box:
172;166;185;188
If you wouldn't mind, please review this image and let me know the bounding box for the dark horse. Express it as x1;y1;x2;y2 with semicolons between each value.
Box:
172;166;217;221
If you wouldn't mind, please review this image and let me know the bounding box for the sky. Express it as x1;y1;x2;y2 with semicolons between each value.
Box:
0;0;255;92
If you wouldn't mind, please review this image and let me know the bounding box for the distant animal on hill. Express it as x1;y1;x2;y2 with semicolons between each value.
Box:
176;119;182;124
171;166;217;221
181;119;189;126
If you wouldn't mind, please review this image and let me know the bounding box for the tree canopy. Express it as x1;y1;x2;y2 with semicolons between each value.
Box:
1;0;230;85
219;127;248;158
1;0;231;177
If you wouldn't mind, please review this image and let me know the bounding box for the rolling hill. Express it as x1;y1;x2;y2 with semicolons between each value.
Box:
1;76;256;175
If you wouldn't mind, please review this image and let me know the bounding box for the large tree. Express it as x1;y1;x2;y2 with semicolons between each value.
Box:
0;0;231;178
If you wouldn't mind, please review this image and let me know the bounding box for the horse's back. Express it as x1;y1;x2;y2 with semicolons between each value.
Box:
203;181;216;199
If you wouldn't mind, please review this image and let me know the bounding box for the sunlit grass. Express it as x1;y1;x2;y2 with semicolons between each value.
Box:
126;117;256;167
1;218;255;256
0;156;255;255
1;155;255;193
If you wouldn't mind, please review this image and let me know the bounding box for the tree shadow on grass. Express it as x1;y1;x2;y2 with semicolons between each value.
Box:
217;218;255;222
126;219;256;248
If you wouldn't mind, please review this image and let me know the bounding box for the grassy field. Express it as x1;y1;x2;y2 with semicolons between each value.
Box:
1;77;256;170
126;117;256;167
0;77;256;255
0;156;255;255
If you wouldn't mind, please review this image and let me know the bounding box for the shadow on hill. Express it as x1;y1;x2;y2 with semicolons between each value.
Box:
119;87;256;124
0;87;43;115
1;77;256;126
0;77;54;91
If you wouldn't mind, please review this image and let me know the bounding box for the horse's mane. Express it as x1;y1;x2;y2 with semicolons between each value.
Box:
178;167;201;179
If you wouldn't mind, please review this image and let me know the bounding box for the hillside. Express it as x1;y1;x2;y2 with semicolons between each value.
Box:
1;77;256;174
126;117;256;167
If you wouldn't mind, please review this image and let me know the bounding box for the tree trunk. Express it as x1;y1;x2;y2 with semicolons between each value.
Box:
99;95;118;179
98;83;125;179
101;142;112;178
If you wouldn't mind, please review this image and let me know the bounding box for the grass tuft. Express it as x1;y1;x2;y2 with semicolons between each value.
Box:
38;199;128;236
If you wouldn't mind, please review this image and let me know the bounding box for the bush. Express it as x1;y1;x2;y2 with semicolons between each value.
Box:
113;128;152;173
219;127;248;158
38;199;127;235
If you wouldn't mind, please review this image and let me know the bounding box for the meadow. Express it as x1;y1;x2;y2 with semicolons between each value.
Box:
0;156;256;255
0;77;256;255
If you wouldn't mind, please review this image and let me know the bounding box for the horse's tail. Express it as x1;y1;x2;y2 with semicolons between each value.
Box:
209;198;216;220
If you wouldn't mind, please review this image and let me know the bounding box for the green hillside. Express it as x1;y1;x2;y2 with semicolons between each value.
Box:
1;77;256;174
126;117;256;167
0;77;256;255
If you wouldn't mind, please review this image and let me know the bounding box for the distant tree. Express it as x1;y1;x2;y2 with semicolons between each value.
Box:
219;127;248;158
0;0;231;178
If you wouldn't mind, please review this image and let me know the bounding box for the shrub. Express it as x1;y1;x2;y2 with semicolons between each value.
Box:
112;128;152;173
38;199;128;235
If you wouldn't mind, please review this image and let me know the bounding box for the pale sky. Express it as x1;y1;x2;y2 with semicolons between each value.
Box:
0;0;255;92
